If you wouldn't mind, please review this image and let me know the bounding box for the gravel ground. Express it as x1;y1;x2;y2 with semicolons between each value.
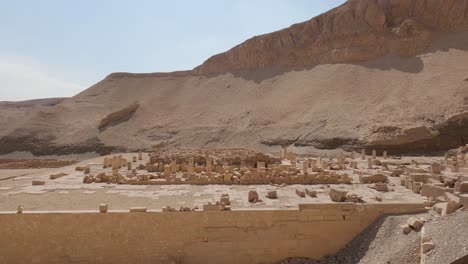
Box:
278;212;433;264
424;210;468;264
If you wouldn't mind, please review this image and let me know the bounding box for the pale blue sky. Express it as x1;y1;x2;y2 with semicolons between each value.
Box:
0;0;346;101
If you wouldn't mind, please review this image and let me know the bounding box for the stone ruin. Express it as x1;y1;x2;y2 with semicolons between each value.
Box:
82;149;354;186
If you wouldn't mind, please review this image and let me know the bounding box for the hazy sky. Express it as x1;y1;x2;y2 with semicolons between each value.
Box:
0;0;346;101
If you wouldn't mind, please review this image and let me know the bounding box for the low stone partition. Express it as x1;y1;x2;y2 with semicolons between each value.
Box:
0;203;426;264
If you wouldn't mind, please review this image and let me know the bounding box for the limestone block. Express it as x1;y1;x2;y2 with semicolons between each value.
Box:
50;173;67;180
431;162;442;174
129;207;147;213
445;192;462;214
391;169;404;177
400;224;411;234
164;165;171;177
266;191;277;199
248;190;259;203
359;174;388;183
372;183;389;192
413;182;422;194
459;181;468;193
329;188;347;202
422;242;435;254
460;194;468;209
405;167;426;174
82;175;92;184
220;194;230;205
410;173;427;183
420;184;452;201
407;217;424;230
99;204;108;213
295;189;306;198
305;188;317;198
372;150;376;159
32;180;45;186
433;202;448;215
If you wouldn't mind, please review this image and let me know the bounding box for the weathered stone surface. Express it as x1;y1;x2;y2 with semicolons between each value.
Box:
32;180;45;186
433;202;448;215
401;224;411;234
295;189;306;198
266;190;277;199
459;181;468;193
194;0;468;76
248;190;259;203
422;242;435;254
329;188;347;202
305;188;317;198
445;192;462;214
407;217;424;230
359;174;388;183
421;184;452;201
99;204;108;213
460;194;468;209
129;207;147;213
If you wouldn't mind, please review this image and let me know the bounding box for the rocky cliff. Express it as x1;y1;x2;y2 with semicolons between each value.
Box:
2;0;468;156
194;0;468;75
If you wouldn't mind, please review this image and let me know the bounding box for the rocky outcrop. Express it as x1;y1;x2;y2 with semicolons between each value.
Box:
194;0;468;75
2;0;468;156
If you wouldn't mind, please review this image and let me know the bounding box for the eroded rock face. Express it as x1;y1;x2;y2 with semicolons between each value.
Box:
2;0;468;155
194;0;468;76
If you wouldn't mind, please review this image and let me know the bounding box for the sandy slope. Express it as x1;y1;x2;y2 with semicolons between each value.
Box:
2;0;468;155
2;31;468;155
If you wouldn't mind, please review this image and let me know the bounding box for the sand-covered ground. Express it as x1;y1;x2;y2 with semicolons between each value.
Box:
0;152;427;212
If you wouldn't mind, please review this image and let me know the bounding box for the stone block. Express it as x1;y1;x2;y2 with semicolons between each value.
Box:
248;190;259;203
32;180;45;186
266;191;277;199
359;174;388;183
407;217;424;230
372;183;389;192
431;162;442;174
460;194;468;209
422;242;435;254
329;188;347;202
421;184;452;201
459;181;468;193
305;188;317;198
409;173;427;183
295;189;306;198
445;192;462;214
413;182;422;194
400;224;411;234
50;173;67;180
433;202;448;215
129;207;147;213
99;204;108;213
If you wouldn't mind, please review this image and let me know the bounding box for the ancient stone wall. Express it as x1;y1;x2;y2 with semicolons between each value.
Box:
0;203;425;264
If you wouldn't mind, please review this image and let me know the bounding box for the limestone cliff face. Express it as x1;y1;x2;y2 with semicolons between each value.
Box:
3;0;468;156
194;0;468;75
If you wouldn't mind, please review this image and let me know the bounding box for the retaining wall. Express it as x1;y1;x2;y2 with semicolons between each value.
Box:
0;203;426;264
